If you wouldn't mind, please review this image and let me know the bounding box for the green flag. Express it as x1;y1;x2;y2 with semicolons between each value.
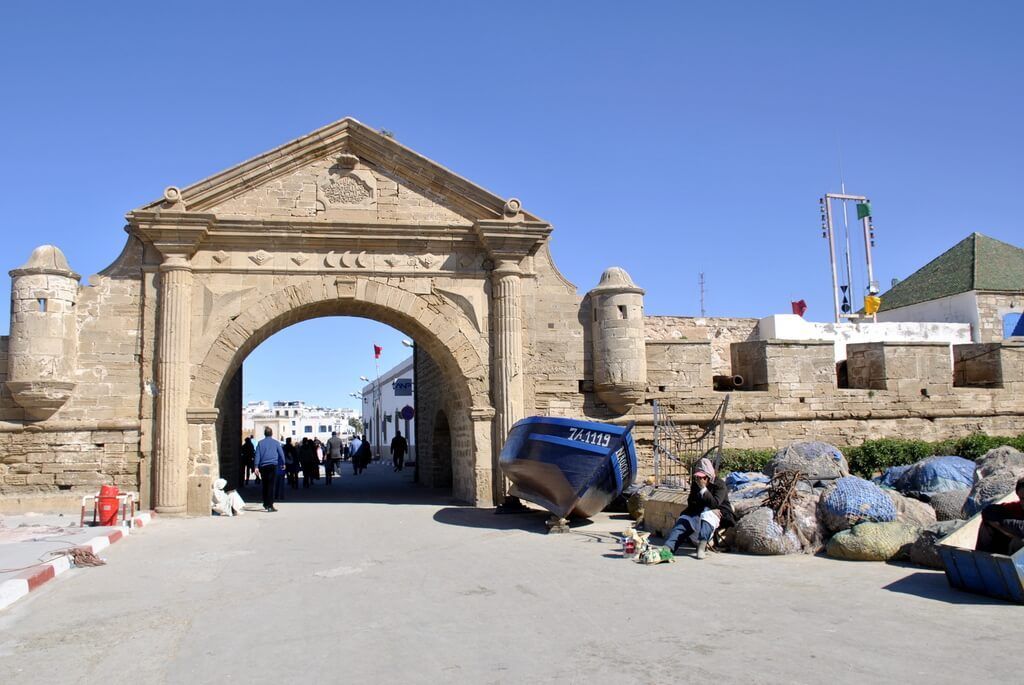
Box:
856;202;872;220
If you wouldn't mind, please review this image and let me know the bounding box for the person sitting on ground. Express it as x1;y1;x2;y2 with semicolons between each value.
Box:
977;476;1024;555
662;457;735;559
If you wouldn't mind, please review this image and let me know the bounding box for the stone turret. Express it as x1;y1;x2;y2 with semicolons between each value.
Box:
588;267;647;413
6;245;80;420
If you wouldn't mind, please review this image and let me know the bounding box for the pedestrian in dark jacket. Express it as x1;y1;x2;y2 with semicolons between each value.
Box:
240;436;257;486
355;436;372;475
300;438;318;488
663;457;734;559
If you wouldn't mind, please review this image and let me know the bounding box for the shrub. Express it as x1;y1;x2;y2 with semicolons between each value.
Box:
847;439;932;477
720;448;775;474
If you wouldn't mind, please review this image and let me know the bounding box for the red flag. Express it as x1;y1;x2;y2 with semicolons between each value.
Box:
791;300;807;317
373;344;382;359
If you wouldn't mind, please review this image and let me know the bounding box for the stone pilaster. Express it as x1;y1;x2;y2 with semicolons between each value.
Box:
154;254;193;514
491;259;524;502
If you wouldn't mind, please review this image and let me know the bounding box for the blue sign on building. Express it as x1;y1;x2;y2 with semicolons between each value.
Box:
393;378;413;396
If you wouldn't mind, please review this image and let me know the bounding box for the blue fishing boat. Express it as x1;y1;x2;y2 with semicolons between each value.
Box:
499;416;637;519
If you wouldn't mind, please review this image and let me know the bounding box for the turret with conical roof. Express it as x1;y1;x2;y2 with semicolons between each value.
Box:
7;245;81;420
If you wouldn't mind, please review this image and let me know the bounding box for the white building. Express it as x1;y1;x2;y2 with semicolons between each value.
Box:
360;356;416;459
243;400;357;441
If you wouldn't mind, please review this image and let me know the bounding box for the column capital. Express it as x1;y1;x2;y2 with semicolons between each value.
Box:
126;209;214;260
474;218;552;264
491;259;522;279
159;254;193;273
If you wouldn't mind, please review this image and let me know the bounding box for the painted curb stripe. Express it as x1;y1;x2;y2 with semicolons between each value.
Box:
1;512;155;612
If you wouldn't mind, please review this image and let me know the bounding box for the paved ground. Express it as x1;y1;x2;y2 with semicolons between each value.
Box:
0;513;127;587
0;462;1019;684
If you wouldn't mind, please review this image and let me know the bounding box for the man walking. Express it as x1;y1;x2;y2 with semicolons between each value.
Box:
349;434;363;476
325;431;344;485
390;429;408;472
254;426;285;512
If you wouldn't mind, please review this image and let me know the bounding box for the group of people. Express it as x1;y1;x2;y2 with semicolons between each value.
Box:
239;427;410;512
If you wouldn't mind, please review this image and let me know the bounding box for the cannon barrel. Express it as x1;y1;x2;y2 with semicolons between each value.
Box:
712;374;745;390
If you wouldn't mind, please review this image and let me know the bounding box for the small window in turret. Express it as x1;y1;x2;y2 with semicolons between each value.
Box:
37;298;47;313
618;305;628;319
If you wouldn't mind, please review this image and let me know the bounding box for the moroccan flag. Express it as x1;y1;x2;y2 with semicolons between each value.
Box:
791;300;808;317
373;344;382;359
856;202;872;220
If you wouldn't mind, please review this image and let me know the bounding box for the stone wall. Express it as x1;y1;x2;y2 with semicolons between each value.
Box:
976;292;1024;342
1;240;146;510
413;348;452;488
645;316;759;375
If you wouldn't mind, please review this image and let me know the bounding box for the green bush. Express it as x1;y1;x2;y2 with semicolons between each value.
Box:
845;433;1024;477
720;448;775;474
846;439;933;477
720;433;1024;478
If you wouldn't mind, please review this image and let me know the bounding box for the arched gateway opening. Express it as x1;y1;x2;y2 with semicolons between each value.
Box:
204;292;477;499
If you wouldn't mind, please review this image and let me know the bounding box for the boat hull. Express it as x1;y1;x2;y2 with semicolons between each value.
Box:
499;417;637;519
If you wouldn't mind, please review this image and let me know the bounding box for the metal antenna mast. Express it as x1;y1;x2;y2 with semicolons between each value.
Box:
699;271;706;317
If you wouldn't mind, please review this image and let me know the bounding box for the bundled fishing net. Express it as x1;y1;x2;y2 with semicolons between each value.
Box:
882;456;974;497
964;469;1024;517
732;507;801;555
885;490;937;528
974;445;1024;479
818;476;896;533
962;446;1024;517
789;492;827;554
927;489;969;521
908;520;963;569
765;441;849;482
825;521;919;561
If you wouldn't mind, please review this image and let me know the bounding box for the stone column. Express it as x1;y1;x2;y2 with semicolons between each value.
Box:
154;254;193;514
491;259;524;503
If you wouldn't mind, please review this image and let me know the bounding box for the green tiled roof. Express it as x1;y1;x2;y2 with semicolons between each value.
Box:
878;233;1024;311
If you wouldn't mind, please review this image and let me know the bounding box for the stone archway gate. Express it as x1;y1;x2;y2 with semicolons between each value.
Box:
124;118;558;513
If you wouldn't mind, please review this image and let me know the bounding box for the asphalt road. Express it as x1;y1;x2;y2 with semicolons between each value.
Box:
0;463;1019;684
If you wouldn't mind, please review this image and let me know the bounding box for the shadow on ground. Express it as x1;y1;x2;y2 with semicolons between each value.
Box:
234;463;458;507
882;567;1014;606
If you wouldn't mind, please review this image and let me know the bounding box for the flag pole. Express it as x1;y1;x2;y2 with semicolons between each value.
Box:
373;343;382;461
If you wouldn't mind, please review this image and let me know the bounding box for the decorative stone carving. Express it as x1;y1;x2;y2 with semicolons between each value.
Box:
336;152;359;168
249;250;272;266
291;254;308;266
418;253;438;269
503;197;522;218
320;175;373;205
162;186;187;210
212;250;230;264
341;251;355;268
384;255;401;268
356;251;370;268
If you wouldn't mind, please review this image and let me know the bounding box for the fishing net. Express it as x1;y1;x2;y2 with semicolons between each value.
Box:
885;490;937;528
732;507;802;555
765;441;849;482
825;521;919;561
974;445;1024;480
964;468;1024;517
908;520;964;570
818;476;896;533
927;489;969;521
885;456;974;497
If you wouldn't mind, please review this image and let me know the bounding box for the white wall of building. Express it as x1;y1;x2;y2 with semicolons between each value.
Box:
759;314;972;361
243;400;357;441
874;291;982;341
360;356;416;456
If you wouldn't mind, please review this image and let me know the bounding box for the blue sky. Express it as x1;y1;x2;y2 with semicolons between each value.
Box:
1;2;1021;407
